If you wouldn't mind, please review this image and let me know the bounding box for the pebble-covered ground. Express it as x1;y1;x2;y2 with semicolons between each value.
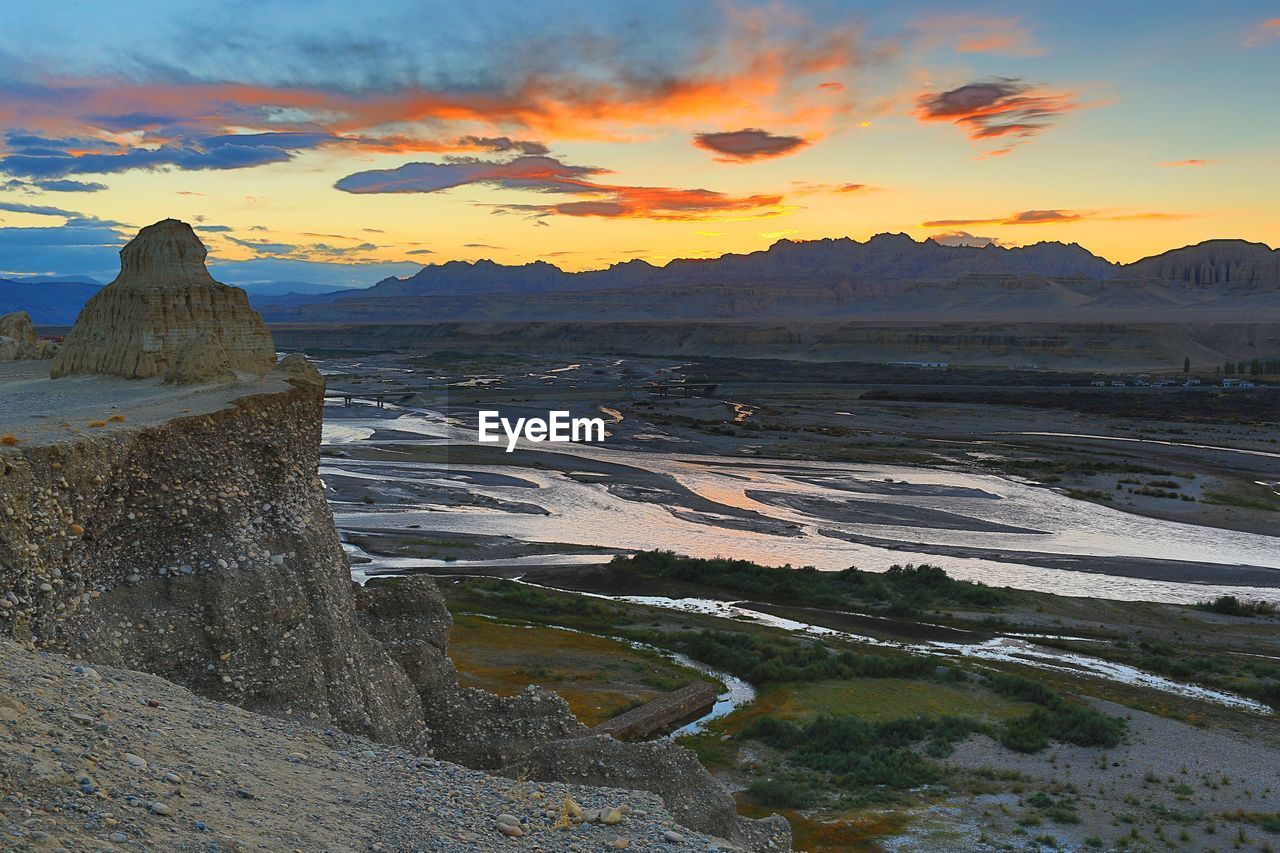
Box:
0;640;731;851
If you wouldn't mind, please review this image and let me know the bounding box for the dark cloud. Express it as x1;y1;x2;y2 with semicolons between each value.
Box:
334;155;602;194
463;243;503;249
923;209;1082;227
2;177;108;193
404;248;435;255
194;225;234;232
458;136;549;155
692;128;809;162
337;154;785;221
914;77;1077;151
929;231;1004;247
0;130;336;178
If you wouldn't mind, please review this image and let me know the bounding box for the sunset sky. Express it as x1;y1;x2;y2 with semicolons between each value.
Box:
1;0;1277;286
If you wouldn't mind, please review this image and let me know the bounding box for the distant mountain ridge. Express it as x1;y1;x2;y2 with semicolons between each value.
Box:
1122;239;1280;286
347;233;1120;300
12;233;1279;326
0;279;103;325
256;233;1279;324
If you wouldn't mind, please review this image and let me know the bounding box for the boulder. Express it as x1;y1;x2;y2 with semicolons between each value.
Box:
0;311;49;361
51;219;275;381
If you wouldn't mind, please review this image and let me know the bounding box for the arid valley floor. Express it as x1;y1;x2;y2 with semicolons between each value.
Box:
310;347;1280;851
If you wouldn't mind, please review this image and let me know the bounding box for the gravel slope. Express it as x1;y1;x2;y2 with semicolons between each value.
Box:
0;640;734;851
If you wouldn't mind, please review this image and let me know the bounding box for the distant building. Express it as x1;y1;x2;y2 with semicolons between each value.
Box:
1222;378;1255;389
1184;378;1201;386
1090;380;1106;387
887;361;949;369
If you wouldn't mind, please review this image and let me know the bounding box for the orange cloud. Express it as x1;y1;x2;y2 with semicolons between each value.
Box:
924;209;1082;227
913;16;1044;57
500;186;786;222
1244;18;1280;47
0;7;892;179
923;209;1195;227
914;77;1079;152
1158;159;1213;168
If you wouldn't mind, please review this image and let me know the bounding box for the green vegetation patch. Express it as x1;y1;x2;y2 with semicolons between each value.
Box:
615;550;1014;614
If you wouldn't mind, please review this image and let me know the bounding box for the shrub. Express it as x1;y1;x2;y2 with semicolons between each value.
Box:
0;434;18;446
1195;595;1277;617
744;713;983;790
613;550;1014;613
746;776;821;808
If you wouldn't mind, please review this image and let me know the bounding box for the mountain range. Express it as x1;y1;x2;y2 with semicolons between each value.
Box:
11;233;1279;326
257;234;1280;324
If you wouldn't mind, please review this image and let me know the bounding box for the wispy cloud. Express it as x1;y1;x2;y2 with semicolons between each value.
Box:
1244;18;1280;47
334;155;603;194
913;16;1044;57
693;128;808;162
1158;158;1213;168
336;154;786;222
914;77;1079;153
923;209;1194;227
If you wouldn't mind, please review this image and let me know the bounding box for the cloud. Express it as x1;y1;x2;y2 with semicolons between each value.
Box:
914;77;1078;152
463;243;503;249
692;128;808;162
194;224;234;232
923;210;1082;227
404;248;435;255
1244;18;1280;47
457;136;549;155
913;16;1043;57
0;130;337;178
0;205;126;279
334;155;604;194
0;5;893;186
923;209;1193;227
1158;159;1213;167
491;186;785;222
2;177;108;193
929;231;1004;248
337;154;785;222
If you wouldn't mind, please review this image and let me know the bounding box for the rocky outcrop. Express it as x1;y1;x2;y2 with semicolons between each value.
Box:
0;310;53;361
355;576;789;850
1123;239;1280;287
1;217;789;849
0;372;430;752
51;219;274;382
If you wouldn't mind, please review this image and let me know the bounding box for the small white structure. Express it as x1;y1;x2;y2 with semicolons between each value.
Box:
1222;378;1255;389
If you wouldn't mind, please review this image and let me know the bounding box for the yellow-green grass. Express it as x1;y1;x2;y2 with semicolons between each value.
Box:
447;614;713;727
712;678;1035;738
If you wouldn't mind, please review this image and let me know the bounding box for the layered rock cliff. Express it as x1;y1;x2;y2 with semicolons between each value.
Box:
51;219;275;382
0;310;53;361
1;219;789;849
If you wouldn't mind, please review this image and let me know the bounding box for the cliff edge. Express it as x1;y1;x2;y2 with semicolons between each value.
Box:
0;219;789;850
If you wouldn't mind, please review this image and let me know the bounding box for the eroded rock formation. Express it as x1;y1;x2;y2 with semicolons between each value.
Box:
51;219;275;382
0;310;53;361
1;219;790;849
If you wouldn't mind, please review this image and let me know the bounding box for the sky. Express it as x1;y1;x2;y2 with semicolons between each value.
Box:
0;0;1277;286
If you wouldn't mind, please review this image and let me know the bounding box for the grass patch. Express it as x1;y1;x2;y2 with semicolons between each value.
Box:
447;614;710;726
